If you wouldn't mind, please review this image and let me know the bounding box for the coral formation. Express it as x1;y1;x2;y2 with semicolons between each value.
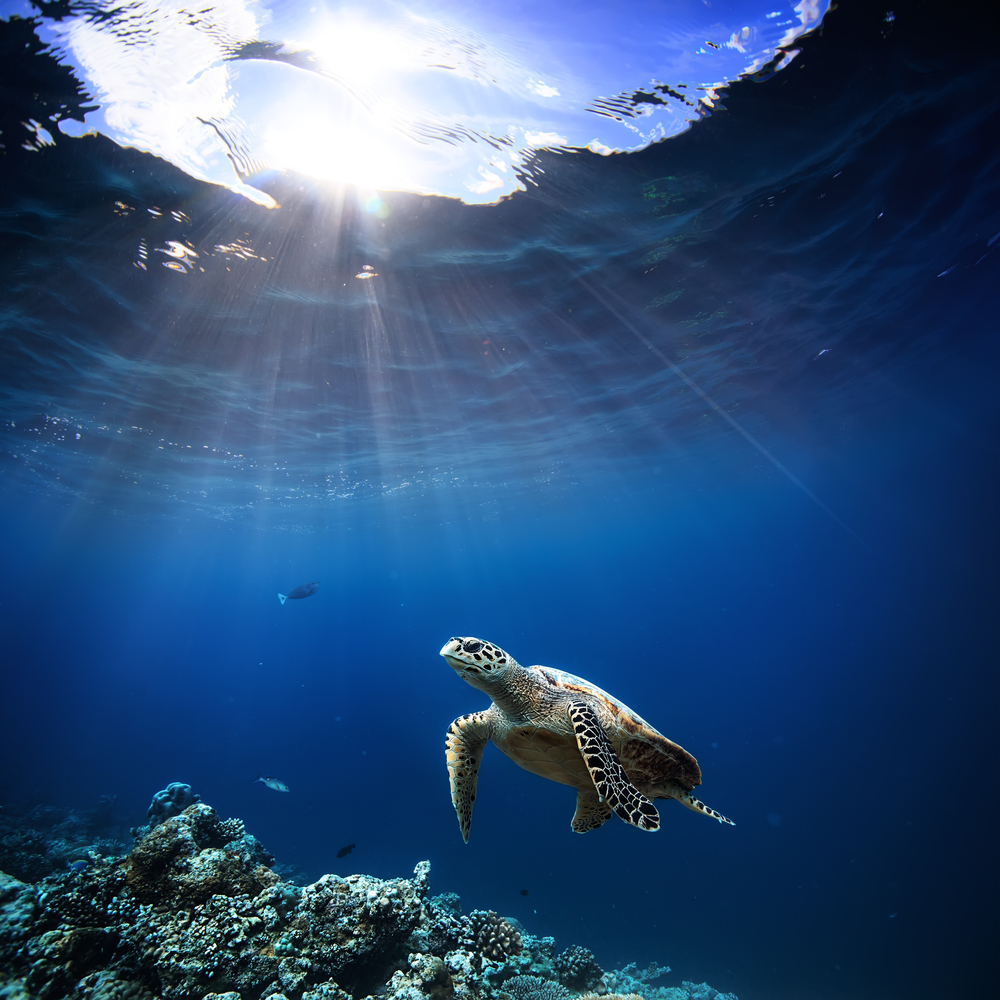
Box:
0;802;738;1000
147;783;202;828
467;910;523;964
414;898;521;968
598;963;673;998
500;974;570;1000
554;947;603;991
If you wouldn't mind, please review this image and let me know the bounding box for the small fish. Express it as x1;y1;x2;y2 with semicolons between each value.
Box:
520;888;529;896
253;773;290;792
68;859;88;872
336;843;356;859
278;582;319;605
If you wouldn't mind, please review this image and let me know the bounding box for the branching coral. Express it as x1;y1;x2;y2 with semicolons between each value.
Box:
501;973;571;1000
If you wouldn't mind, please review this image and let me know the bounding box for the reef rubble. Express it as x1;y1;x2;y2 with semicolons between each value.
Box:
0;803;737;1000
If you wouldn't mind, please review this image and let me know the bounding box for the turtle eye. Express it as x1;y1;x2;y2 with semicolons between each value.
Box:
463;640;483;654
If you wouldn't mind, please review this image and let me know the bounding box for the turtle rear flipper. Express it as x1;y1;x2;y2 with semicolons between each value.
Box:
568;701;660;832
662;782;736;826
571;789;613;834
446;710;493;843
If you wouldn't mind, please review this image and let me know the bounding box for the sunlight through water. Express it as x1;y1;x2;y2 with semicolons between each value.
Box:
10;0;829;204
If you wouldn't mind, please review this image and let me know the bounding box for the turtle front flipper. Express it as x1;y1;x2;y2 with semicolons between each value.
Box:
446;710;493;843
571;789;613;834
567;701;660;832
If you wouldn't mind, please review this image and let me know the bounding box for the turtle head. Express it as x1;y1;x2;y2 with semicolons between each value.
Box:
440;636;515;691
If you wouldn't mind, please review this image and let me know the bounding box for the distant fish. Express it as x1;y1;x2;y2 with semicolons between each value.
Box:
278;582;319;605
336;843;356;859
254;773;290;792
68;859;88;871
520;888;529;896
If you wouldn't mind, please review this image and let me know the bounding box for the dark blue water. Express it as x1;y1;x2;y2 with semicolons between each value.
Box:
2;1;999;998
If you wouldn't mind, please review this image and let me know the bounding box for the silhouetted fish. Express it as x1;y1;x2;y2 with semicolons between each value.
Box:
336;843;356;859
253;773;290;792
520;888;529;896
278;582;319;605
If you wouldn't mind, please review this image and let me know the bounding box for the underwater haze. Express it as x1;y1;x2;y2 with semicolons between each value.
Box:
1;1;999;999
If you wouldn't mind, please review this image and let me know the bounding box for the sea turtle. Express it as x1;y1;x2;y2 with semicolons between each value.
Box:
441;636;734;840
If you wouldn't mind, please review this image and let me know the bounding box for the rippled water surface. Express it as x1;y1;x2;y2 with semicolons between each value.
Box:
1;1;998;999
2;0;995;524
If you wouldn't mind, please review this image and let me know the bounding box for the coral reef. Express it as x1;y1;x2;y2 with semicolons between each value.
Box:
0;802;738;1000
0;798;132;882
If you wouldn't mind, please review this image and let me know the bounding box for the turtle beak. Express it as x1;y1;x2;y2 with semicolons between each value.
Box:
440;637;469;671
440;638;462;658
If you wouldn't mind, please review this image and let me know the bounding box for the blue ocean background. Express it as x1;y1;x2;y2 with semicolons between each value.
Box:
1;1;998;998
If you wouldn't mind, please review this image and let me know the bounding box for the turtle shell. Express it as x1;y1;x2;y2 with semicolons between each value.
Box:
494;665;702;797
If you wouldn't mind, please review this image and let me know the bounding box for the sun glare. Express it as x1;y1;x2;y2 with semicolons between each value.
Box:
36;0;833;206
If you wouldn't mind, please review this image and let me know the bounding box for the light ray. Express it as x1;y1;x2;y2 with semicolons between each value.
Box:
583;279;870;548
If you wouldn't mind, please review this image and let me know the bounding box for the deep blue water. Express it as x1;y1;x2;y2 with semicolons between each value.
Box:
2;1;999;998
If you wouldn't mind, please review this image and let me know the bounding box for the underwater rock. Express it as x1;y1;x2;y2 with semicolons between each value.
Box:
126;804;269;905
0;803;738;1000
0;828;59;883
76;969;157;999
0;872;37;963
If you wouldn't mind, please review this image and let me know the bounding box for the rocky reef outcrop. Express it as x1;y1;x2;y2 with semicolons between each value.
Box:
0;802;737;1000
